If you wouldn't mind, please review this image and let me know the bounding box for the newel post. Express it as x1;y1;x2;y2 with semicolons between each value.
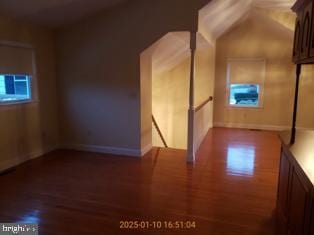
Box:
187;32;197;163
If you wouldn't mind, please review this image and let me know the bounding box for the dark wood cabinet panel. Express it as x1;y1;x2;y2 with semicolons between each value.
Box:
300;2;313;59
276;143;313;235
288;169;310;235
310;2;314;57
309;201;314;235
294;14;303;62
283;0;314;233
278;151;291;216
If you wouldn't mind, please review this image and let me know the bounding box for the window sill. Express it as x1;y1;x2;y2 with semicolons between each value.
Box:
0;99;39;109
227;105;263;109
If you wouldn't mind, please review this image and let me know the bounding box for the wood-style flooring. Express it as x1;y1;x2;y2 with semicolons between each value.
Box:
0;128;281;234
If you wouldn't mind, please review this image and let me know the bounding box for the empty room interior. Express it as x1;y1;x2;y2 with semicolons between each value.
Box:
1;0;314;234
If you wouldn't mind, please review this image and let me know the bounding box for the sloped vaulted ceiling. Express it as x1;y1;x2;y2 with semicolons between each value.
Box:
152;32;190;75
0;0;128;27
199;0;296;42
253;0;296;9
0;0;296;29
151;32;211;75
1;0;296;73
152;0;296;74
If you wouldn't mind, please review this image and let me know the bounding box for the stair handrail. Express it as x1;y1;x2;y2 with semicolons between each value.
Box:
152;115;168;148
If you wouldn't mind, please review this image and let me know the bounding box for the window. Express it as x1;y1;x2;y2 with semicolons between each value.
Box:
0;74;31;103
229;84;260;107
227;59;265;108
0;42;34;104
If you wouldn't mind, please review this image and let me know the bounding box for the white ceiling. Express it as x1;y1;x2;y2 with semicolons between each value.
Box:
0;0;296;29
0;0;128;28
1;0;296;73
152;32;211;74
253;0;296;9
153;0;296;74
199;0;296;41
152;32;190;75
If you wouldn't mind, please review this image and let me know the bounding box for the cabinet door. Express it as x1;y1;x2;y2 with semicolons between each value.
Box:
288;169;311;235
278;151;291;216
309;1;314;57
309;200;314;235
294;13;303;62
277;151;291;234
300;2;313;59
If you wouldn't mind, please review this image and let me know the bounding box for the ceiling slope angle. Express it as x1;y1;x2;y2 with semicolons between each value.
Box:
199;0;296;42
0;0;128;27
253;0;297;10
152;32;191;75
199;0;253;42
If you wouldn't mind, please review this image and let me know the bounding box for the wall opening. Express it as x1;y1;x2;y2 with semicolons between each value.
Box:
140;32;191;151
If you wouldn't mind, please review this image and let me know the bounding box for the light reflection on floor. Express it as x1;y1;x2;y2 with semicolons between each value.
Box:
16;210;40;224
227;144;255;177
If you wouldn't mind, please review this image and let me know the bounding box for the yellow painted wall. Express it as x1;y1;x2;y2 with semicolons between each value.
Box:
0;16;59;171
195;41;215;106
214;9;300;129
152;58;190;149
194;38;215;151
152;35;215;149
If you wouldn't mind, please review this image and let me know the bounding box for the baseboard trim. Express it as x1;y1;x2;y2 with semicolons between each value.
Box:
213;122;314;131
63;143;143;157
141;144;153;156
214;122;290;131
297;127;314;131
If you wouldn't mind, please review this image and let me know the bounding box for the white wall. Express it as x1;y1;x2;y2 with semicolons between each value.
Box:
152;57;190;149
56;0;210;156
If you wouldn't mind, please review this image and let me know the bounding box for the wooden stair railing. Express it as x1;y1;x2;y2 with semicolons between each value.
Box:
152;115;168;148
194;96;213;112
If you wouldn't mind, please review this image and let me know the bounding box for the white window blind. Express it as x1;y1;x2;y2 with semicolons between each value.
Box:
0;45;34;75
227;59;266;85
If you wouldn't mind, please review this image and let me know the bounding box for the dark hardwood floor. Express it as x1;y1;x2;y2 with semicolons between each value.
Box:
0;128;281;234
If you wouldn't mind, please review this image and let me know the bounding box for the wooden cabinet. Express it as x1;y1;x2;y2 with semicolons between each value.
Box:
277;150;291;234
294;13;302;62
277;147;313;235
278;151;291;216
310;2;314;57
309;202;314;234
300;2;312;59
288;169;311;235
293;0;314;63
282;0;314;233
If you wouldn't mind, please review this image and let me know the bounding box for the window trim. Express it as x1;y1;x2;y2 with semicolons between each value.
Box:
226;58;266;109
0;41;38;107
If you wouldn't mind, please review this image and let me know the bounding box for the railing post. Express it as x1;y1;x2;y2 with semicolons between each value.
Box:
187;31;197;163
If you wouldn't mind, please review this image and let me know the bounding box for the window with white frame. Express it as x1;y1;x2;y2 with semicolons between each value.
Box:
0;43;34;104
0;74;31;102
227;59;265;107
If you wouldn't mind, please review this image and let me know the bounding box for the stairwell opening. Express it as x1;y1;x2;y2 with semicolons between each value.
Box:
141;32;191;150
